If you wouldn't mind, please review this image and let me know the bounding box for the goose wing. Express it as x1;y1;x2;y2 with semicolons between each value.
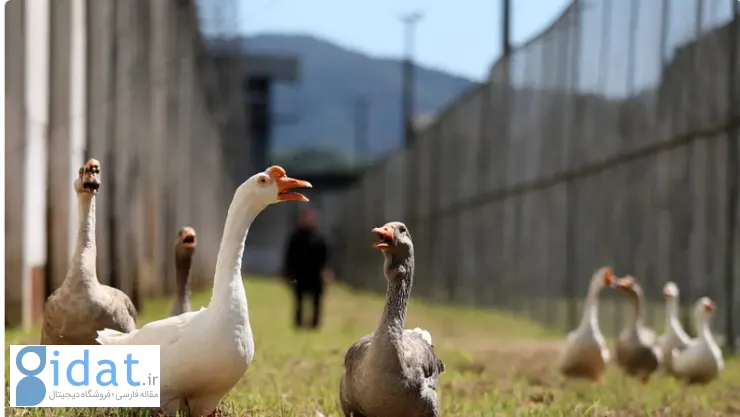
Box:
96;307;205;346
403;331;445;387
343;334;373;372
101;285;138;324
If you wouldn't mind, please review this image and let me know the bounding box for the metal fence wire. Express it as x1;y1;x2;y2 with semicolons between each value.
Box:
334;0;740;348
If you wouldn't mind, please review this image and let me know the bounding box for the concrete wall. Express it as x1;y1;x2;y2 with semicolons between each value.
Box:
5;0;247;328
5;0;27;326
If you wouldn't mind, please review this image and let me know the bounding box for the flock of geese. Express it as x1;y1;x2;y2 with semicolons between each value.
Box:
35;158;725;417
558;267;725;385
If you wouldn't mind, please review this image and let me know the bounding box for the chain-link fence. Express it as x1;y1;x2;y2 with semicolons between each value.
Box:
335;0;740;348
5;0;247;327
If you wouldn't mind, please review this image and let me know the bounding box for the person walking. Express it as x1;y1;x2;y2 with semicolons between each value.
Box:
283;207;331;330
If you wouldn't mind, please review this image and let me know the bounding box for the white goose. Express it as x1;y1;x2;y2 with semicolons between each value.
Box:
557;267;615;381
671;297;724;384
95;166;312;417
656;281;690;375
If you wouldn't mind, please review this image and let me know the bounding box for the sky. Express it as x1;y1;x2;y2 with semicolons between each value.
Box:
234;0;572;81
194;1;739;97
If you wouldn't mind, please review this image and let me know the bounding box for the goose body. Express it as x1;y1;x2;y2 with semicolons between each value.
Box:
557;267;614;381
340;222;445;417
656;282;691;374
96;166;312;416
614;276;662;382
671;297;724;384
41;159;137;345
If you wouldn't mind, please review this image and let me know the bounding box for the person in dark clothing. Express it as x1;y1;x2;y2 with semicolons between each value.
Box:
283;207;330;330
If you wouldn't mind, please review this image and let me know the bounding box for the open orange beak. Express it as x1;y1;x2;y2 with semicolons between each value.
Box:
181;232;196;249
371;224;395;250
703;299;715;313
276;177;312;202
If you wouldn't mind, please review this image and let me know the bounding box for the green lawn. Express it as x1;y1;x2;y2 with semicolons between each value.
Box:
5;277;740;416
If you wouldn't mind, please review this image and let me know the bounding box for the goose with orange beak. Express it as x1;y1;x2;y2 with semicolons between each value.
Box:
614;275;662;382
169;227;197;317
670;297;724;384
340;221;445;417
557;267;615;381
96;166;312;416
656;281;691;375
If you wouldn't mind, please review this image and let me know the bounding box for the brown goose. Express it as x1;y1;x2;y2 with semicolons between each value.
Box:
169;226;197;317
339;221;445;417
614;275;662;382
40;159;137;345
557;267;615;381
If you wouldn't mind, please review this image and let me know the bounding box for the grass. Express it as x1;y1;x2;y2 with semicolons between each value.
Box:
5;277;740;416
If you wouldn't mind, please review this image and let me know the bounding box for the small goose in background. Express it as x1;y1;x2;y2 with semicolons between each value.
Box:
614;275;662;382
41;159;137;345
169;227;197;317
340;222;445;417
671;297;724;384
557;267;615;382
656;281;691;375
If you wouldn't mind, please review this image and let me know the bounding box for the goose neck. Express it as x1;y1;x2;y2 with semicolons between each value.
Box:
174;253;192;311
375;255;414;345
579;283;602;328
627;291;646;329
697;319;714;342
665;297;679;327
208;189;266;314
69;194;97;285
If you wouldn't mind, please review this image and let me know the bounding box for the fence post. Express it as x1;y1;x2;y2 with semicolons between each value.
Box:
46;0;73;296
724;0;738;353
5;0;27;327
564;0;581;331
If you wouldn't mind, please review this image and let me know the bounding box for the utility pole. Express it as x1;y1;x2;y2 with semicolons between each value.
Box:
502;0;511;58
401;12;423;148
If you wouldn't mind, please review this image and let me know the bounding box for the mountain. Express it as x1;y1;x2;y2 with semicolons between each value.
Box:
220;34;476;161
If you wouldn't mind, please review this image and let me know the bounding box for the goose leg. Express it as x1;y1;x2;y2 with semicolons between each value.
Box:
639;371;651;383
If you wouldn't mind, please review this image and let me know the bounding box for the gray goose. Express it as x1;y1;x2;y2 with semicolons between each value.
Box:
169;226;197;317
614;275;662;382
40;159;137;345
339;221;445;417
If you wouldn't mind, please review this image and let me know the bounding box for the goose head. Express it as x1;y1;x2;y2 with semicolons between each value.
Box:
74;158;101;197
693;296;716;325
663;282;680;300
589;266;615;292
371;221;412;253
175;226;197;255
614;275;643;297
246;166;313;205
371;221;414;275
